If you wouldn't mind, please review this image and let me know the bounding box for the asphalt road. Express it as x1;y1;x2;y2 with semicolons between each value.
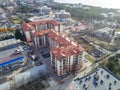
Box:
55;75;74;90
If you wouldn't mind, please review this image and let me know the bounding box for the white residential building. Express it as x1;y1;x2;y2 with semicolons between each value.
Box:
22;20;84;76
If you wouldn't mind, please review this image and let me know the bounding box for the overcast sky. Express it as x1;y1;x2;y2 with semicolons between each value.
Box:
55;0;120;9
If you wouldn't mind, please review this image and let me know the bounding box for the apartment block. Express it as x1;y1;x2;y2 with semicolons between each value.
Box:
22;20;84;76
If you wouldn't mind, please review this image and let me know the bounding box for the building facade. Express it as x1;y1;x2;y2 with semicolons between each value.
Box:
22;20;63;42
22;20;84;76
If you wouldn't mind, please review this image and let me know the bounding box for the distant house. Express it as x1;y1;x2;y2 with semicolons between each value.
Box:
72;67;120;90
55;10;71;21
107;22;117;27
37;5;52;15
83;6;90;10
72;3;83;8
100;13;108;18
92;27;114;42
6;6;14;13
34;0;46;3
108;12;116;17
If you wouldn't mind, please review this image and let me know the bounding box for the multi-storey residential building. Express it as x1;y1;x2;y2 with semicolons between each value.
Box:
50;42;84;76
22;20;63;42
22;20;84;76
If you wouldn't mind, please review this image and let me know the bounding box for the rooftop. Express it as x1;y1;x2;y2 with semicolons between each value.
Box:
93;27;114;35
33;29;84;59
0;45;24;66
0;39;25;67
56;10;70;15
0;39;21;48
37;5;51;9
74;67;120;90
51;44;84;60
33;29;50;37
22;20;61;31
0;55;24;67
28;15;55;22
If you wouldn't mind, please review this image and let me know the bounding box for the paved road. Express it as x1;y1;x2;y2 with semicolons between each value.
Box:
56;75;74;90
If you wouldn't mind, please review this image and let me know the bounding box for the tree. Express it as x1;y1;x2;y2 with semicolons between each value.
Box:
15;29;26;41
105;55;120;76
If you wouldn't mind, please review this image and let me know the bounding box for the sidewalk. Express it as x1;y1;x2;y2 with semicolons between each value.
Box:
66;59;93;90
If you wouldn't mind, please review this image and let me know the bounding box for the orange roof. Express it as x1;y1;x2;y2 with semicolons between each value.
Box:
46;20;61;26
32;29;84;59
22;23;35;31
22;20;61;31
49;30;71;46
33;30;50;37
51;44;84;60
33;29;71;46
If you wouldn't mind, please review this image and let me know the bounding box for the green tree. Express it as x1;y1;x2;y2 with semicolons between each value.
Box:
15;29;26;41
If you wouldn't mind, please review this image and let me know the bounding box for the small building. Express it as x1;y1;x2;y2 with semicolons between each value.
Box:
56;10;71;21
6;6;14;13
100;13;108;18
28;14;55;22
92;27;114;42
72;67;120;90
37;6;52;15
72;3;83;8
34;0;45;3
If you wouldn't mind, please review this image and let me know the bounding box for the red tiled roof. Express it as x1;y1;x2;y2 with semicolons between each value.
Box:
33;29;50;37
48;30;71;46
22;19;84;60
22;23;35;31
32;29;84;59
22;20;61;31
51;44;84;60
33;29;71;46
46;20;61;26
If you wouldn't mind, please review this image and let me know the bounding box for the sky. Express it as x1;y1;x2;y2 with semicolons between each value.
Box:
55;0;120;9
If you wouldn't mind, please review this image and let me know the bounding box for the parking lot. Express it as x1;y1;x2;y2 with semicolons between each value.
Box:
91;48;104;58
0;43;35;84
